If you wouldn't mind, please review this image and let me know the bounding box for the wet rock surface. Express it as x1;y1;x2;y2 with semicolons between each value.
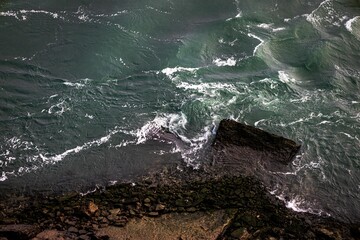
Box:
213;119;301;166
0;120;359;239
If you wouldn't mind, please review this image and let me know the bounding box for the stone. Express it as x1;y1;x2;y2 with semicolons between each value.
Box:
213;119;300;165
109;208;121;216
155;204;166;211
67;226;78;233
0;224;40;240
82;201;98;217
78;229;87;235
186;207;197;212
88;202;98;214
78;235;90;240
231;228;251;240
34;230;65;240
148;212;159;217
143;198;151;203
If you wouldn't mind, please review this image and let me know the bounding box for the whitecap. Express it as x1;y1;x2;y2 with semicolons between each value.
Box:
345;16;359;32
213;57;237;67
0;172;7;181
134;113;214;167
226;11;242;21
115;140;136;148
0;11;22;20
63;82;85;89
109;180;117;186
0;9;64;21
306;0;349;28
318;120;331;125
135;113;188;144
160;66;199;80
278;71;296;84
270;190;328;216
257;23;285;32
176;81;239;98
85;114;94;119
47;99;71;116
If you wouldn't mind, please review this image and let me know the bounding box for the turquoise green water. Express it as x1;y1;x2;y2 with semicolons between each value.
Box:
0;0;360;222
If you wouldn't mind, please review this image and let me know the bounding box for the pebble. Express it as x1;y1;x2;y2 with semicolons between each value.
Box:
155;204;166;211
148;212;159;217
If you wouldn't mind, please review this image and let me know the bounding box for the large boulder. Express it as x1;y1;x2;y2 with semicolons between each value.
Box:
212;119;301;167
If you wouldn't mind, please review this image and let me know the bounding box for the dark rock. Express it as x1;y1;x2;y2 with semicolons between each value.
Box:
0;224;40;240
0;219;16;225
109;208;120;216
78;235;90;240
78;229;87;235
148;212;159;217
129;209;136;216
67;226;78;233
155;204;166;211
34;230;65;240
231;227;250;239
186;207;197;212
99;223;108;228
213;119;300;165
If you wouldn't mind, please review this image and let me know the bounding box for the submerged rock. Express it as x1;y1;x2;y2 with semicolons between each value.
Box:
212;119;301;169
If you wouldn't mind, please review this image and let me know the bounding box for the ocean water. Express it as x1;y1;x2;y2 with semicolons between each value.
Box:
0;0;360;222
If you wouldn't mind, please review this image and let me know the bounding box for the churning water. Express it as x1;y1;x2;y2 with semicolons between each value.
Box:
0;0;360;222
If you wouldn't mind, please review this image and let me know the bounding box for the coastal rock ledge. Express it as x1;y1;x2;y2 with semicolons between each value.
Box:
0;120;359;240
213;119;301;165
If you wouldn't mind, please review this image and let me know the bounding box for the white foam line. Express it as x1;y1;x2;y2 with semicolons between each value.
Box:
0;128;136;181
0;11;21;20
247;33;264;56
226;11;242;21
254;119;266;127
340;132;355;139
20;10;61;19
0;9;64;21
63;82;85;88
40;130;119;163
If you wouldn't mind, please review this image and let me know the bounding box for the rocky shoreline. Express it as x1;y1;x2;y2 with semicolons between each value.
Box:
1;120;359;239
1;165;359;240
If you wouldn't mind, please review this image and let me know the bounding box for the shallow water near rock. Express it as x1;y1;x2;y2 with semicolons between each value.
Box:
0;0;360;222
